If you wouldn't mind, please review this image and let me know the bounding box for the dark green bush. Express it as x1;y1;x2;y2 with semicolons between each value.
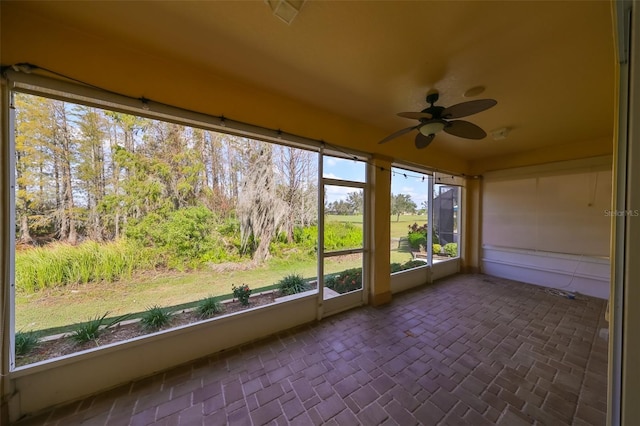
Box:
125;206;237;268
407;222;439;245
407;232;426;250
277;274;310;296
325;268;362;294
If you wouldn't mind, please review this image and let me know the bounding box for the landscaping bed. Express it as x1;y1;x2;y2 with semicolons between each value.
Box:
16;292;278;367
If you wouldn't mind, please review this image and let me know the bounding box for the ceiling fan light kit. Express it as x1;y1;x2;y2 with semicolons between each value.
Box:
419;120;446;136
379;91;497;149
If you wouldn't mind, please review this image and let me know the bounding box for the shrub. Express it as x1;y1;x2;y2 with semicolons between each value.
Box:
15;331;39;356
232;284;252;306
196;296;224;319
407;232;426;250
70;312;126;344
407;222;439;245
140;305;173;331
325;268;362;294
432;243;442;255
390;262;403;273
125;206;235;269
443;243;458;257
277;274;310;296
293;225;317;248
323;222;363;251
391;260;428;273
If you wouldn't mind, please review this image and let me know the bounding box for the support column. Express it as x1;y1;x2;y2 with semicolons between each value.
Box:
461;177;482;274
368;156;392;306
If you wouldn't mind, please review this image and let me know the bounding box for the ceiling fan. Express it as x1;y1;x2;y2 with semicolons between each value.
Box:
379;92;497;149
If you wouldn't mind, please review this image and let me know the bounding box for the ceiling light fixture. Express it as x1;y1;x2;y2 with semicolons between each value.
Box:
419;120;446;136
265;0;306;25
491;127;511;140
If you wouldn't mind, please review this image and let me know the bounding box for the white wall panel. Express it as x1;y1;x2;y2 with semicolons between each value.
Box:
482;157;612;298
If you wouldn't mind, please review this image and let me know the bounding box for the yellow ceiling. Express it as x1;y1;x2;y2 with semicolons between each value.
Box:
1;0;616;174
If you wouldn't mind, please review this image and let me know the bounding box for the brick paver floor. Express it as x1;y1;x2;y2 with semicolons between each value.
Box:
14;274;608;425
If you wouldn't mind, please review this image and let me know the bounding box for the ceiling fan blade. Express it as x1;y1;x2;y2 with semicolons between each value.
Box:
398;111;433;120
442;99;497;119
415;132;435;149
444;120;487;139
378;125;420;144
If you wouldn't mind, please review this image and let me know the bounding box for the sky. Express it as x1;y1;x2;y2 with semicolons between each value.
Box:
322;156;429;207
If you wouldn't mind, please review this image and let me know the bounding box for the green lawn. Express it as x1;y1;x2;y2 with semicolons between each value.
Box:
389;214;426;239
18;214;427;335
325;214;427;239
16;255;363;334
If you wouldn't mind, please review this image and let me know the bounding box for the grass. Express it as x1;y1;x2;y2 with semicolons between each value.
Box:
15;216;423;336
15;255;362;335
326;214;427;239
15;240;153;293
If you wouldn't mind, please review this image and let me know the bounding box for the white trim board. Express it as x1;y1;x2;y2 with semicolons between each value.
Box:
482;246;609;299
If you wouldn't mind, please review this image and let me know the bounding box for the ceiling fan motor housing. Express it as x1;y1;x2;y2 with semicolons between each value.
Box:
379;92;497;148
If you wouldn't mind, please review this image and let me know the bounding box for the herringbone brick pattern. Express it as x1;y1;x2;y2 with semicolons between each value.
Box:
14;274;608;425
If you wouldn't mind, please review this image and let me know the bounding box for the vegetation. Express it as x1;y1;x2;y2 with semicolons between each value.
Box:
325;191;363;215
325;268;362;294
443;243;458;257
13;92;449;364
70;312;125;344
432;243;442;255
277;274;310;296
407;232;427;251
391;194;417;222
406;222;440;252
15;331;39;356
196;296;225;319
390;260;428;273
15;240;154;293
140;306;173;331
14;93;317;265
232;284;252;306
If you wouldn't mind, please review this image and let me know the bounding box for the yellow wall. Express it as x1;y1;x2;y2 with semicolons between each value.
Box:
0;2;469;175
0;1;631;423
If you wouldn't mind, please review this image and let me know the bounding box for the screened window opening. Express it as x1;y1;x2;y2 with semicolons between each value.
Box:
390;167;432;272
11;91;326;367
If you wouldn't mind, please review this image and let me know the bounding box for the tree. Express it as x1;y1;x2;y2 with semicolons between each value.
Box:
237;141;285;262
276;147;318;242
391;193;417;222
14;93;51;243
345;191;363;215
75;105;107;240
52;100;78;244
